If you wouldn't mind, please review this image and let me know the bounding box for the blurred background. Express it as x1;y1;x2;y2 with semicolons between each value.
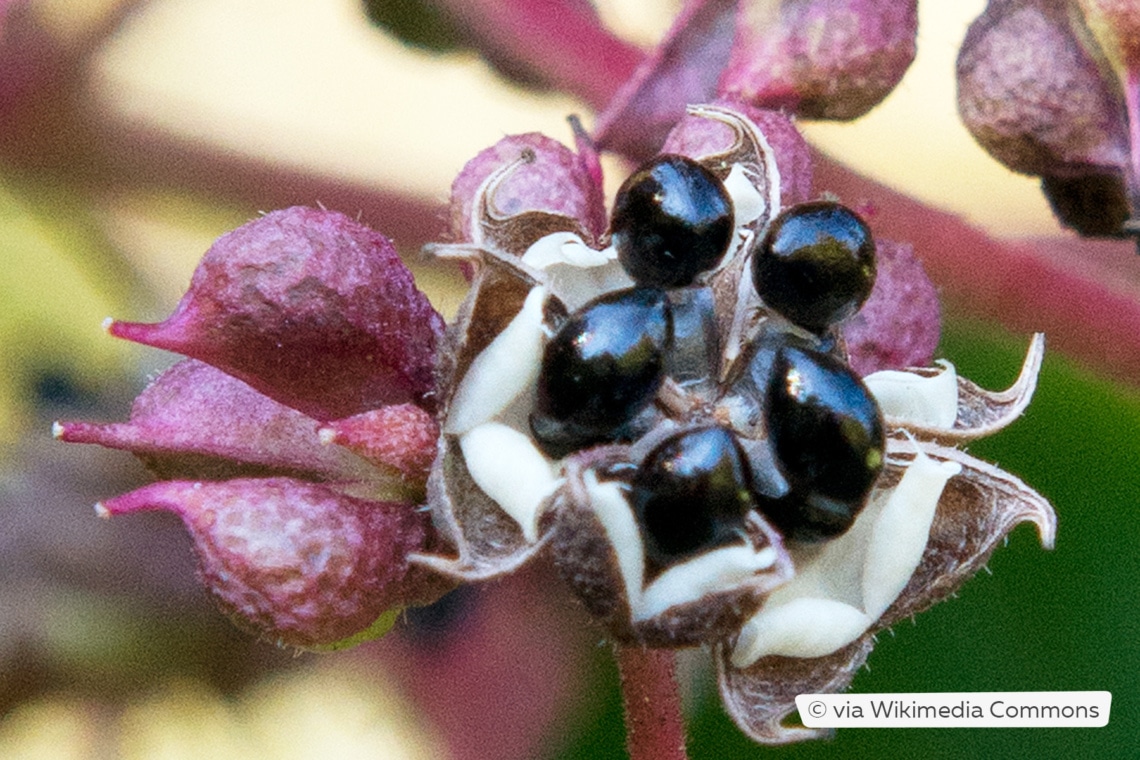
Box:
1;0;1137;757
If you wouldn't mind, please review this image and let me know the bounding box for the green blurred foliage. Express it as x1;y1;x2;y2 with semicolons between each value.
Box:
560;320;1140;759
360;0;551;90
361;0;464;52
0;172;142;445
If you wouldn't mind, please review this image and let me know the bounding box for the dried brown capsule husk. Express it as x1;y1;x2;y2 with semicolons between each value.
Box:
548;444;793;647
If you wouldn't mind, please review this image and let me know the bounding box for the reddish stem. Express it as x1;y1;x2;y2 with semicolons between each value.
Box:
814;154;1140;385
428;0;644;111
615;645;689;760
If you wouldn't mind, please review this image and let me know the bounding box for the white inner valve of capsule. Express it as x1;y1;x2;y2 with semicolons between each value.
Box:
447;285;559;543
446;286;547;436
864;360;959;429
719;162;767;269
730;442;961;667
582;471;779;623
459;422;558;544
521;232;634;311
724;163;767;232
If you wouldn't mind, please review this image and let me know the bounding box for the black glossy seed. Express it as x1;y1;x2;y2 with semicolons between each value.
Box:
530;287;672;457
611;155;734;288
632;426;756;574
752;201;876;333
762;344;885;542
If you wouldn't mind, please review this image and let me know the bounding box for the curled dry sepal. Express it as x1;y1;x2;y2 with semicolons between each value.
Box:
421;100;1055;744
56;207;450;650
957;0;1140;237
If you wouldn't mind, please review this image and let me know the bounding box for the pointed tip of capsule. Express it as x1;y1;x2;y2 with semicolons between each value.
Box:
105;318;166;348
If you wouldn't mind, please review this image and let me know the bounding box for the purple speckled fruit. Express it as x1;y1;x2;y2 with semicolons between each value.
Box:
107;207;443;421
97;478;430;649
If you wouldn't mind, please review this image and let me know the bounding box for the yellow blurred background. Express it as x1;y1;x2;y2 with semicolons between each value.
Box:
38;0;1057;303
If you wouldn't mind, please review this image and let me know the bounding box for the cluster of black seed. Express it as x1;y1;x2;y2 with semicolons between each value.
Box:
528;155;885;572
